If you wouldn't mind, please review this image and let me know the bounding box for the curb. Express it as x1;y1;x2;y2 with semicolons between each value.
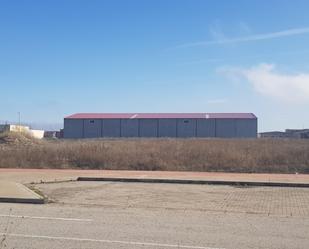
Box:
0;197;44;204
0;183;45;204
77;177;309;188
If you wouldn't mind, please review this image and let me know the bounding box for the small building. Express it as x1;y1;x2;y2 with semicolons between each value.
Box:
63;113;257;139
44;130;64;139
0;124;44;139
285;129;309;139
0;124;30;133
259;129;309;139
44;131;58;138
259;131;288;138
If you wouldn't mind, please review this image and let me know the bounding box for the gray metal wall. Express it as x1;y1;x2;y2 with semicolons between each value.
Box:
139;119;158;137
64;117;257;138
215;118;257;138
158;119;177;137
83;119;101;138
235;119;257;138
102;119;121;137
64;119;84;138
216;119;237;138
196;119;216;137
121;119;139;137
177;119;196;137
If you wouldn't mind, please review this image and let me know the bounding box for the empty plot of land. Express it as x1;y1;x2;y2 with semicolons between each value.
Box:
1;132;309;173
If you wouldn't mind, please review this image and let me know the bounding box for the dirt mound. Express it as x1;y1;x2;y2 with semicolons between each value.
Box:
0;131;40;146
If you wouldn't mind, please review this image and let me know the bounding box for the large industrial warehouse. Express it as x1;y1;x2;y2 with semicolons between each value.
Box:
63;113;257;138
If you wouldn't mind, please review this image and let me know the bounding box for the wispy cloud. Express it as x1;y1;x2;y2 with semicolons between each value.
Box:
220;63;309;103
177;49;309;66
208;20;228;41
176;27;309;48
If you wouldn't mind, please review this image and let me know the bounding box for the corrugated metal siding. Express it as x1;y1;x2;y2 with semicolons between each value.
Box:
177;119;196;137
121;119;139;137
64;119;84;138
236;119;257;138
83;119;102;138
102;119;121;137
196;119;216;137
216;119;237;138
64;115;258;139
158;119;177;137
139;119;158;137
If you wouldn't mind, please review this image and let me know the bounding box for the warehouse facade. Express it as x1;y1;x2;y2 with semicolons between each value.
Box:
63;113;257;138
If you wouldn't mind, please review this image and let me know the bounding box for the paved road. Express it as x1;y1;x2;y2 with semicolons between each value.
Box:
1;182;309;249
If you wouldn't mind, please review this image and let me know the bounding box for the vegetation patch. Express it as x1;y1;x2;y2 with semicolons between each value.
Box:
0;132;309;173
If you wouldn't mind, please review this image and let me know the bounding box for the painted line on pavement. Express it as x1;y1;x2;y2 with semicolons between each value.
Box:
0;214;92;222
0;233;225;249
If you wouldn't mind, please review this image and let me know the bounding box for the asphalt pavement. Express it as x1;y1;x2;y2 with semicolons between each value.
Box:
0;181;308;249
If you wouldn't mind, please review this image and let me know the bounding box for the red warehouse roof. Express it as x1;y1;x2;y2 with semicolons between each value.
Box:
65;113;257;119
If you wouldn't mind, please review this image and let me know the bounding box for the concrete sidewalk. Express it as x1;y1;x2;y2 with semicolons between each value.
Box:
0;181;44;204
0;168;309;184
1;169;308;203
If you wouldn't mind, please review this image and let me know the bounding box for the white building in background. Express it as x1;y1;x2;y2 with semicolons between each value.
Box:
29;129;45;139
0;124;30;133
0;124;44;139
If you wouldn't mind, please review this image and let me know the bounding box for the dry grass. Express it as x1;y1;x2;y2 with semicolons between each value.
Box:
0;132;309;173
0;131;40;145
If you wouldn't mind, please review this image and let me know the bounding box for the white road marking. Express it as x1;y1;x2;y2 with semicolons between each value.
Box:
0;214;92;222
0;232;225;249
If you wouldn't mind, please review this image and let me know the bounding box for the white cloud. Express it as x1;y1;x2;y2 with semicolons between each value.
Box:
176;27;309;48
221;63;309;103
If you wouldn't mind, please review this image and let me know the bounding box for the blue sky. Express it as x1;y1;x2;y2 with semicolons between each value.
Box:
1;0;309;131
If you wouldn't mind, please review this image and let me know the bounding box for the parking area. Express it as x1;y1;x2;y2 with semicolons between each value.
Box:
37;181;309;217
1;181;309;249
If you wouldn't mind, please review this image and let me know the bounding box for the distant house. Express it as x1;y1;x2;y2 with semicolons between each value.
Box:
44;130;63;139
259;131;289;138
44;131;58;138
0;124;30;133
0;124;44;139
259;129;309;139
285;129;309;139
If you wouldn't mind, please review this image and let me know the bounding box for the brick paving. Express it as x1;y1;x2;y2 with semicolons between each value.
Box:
213;187;309;217
37;181;309;217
